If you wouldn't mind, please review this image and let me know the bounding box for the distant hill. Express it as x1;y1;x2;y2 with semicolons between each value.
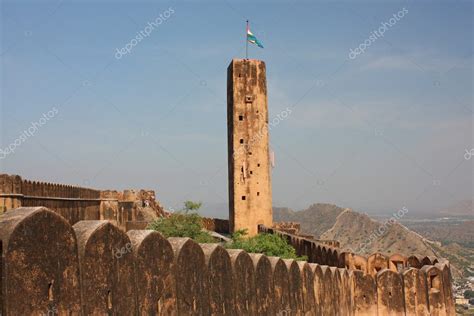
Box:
320;209;436;256
405;220;474;248
274;203;472;280
273;203;346;238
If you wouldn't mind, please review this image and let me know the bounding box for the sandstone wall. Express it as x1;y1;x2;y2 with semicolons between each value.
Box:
259;225;444;274
0;174;163;231
1;207;455;315
201;217;230;234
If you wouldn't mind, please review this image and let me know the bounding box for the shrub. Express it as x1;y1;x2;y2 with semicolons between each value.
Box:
183;200;202;212
226;230;307;261
465;290;474;299
148;201;305;258
147;201;216;243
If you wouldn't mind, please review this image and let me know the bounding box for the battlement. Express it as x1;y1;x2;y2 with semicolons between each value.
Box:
0;174;165;229
259;225;449;276
0;207;455;315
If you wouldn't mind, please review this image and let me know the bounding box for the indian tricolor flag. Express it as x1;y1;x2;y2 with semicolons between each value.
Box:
247;23;264;48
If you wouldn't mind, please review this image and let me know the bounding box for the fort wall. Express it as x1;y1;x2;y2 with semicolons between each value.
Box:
0;207;455;315
259;225;447;274
0;174;164;231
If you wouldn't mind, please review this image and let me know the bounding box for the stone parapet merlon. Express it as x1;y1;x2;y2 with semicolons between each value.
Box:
0;207;455;315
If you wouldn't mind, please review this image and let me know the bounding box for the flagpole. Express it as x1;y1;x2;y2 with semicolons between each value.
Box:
245;20;249;59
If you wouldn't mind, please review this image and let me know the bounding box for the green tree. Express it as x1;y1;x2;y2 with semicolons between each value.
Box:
147;201;215;243
226;230;307;261
464;290;474;299
183;200;202;213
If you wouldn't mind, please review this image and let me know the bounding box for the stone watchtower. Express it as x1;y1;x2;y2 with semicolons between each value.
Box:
227;59;272;236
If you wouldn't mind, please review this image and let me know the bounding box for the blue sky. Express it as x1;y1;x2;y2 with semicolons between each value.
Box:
1;0;472;218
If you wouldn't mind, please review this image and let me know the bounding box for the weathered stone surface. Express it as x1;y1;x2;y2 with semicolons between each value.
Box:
353;254;368;273
0;207;81;315
329;248;339;267
376;269;405;315
298;261;316;315
127;230;174;315
339;251;352;269
227;249;256;315
268;257;290;314
408;255;423;269
436;263;455;316
422;256;435;266
321;247;328;265
320;265;336;315
200;244;234;316
367;253;389;276
249;253;275;316
227;59;272;237
284;259;304;315
421;265;447;316
309;242;317;263
73;220;136;315
403;267;429;316
168;237;209;316
309;263;323;316
352;270;378;316
389;253;407;272
315;245;323;264
339;268;353;316
330;267;342;315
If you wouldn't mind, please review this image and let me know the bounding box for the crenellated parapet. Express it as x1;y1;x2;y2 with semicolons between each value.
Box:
201;217;230;234
260;225;445;274
0;174;165;230
0;207;455;315
0;173;101;199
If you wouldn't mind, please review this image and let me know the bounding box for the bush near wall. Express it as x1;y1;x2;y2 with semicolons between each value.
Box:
147;212;217;243
226;230;308;261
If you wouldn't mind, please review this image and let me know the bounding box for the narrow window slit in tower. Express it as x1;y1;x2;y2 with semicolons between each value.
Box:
107;290;113;309
240;139;244;144
48;281;54;301
257;192;260;196
242;196;246;200
239;115;243;121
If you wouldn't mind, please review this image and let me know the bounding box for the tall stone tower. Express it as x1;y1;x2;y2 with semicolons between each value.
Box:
227;59;272;236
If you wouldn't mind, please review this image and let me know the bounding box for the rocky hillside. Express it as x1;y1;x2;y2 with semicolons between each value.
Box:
320;209;436;256
274;203;472;280
273;203;346;238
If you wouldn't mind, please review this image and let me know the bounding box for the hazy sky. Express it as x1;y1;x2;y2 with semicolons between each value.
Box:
1;0;472;218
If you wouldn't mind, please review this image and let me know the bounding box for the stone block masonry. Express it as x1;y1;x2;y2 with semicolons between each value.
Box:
0;174;165;231
0;207;455;315
227;59;272;236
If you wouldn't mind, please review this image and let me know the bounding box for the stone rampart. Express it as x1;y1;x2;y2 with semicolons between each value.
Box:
259;225;444;274
0;207;455;315
201;217;230;234
0;174;164;230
